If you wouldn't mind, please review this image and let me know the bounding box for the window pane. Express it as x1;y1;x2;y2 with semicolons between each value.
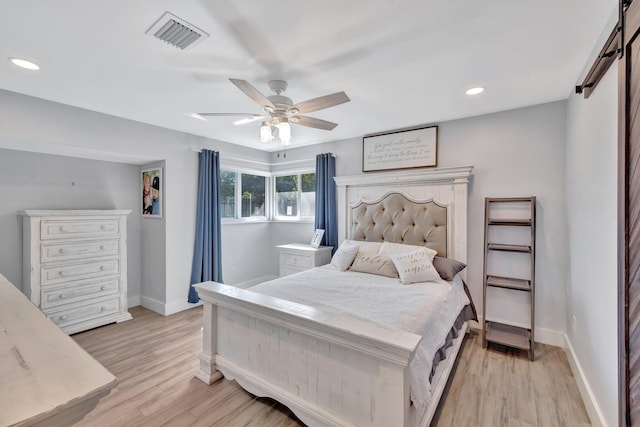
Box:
301;173;315;192
220;170;236;218
241;174;265;217
276;175;298;217
301;173;316;217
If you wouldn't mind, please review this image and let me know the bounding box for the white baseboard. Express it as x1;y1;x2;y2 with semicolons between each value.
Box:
140;296;165;315
165;298;202;316
477;315;565;347
138;277;277;316
140;295;202;316
564;335;607;427
233;275;279;289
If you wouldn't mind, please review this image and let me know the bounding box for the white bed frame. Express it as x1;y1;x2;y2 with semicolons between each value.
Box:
195;166;473;427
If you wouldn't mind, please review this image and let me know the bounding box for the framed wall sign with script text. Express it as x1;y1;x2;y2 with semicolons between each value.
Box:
362;125;438;172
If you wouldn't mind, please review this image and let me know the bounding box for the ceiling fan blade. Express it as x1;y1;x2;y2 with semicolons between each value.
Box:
291;92;350;114
229;78;276;111
293;115;338;131
195;112;268;125
197;113;266;117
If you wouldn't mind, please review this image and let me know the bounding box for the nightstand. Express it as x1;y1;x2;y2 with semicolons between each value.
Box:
276;244;333;276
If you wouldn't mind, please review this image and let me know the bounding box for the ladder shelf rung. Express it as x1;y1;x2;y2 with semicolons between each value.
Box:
486;275;531;291
487;243;531;253
488;218;532;226
485;322;531;350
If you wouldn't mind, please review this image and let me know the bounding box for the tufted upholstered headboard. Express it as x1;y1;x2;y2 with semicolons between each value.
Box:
334;166;473;264
350;192;448;257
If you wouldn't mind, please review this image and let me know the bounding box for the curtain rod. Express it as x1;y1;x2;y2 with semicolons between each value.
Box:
188;147;319;166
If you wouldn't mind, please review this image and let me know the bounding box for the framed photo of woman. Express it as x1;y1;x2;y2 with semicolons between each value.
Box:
141;167;162;218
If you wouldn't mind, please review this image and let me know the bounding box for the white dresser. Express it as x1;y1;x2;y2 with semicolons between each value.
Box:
277;244;333;276
20;210;132;334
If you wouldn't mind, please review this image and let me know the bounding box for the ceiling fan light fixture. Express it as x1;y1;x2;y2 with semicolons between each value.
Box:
260;122;273;142
278;119;291;144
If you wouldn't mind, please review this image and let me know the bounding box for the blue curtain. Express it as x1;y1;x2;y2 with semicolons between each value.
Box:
188;149;223;303
315;153;338;252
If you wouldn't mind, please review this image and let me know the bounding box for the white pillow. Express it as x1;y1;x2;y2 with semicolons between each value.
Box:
389;249;441;284
331;243;360;271
346;240;382;255
379;241;438;260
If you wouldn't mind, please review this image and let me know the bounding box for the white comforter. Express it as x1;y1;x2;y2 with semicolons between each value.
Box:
249;264;470;408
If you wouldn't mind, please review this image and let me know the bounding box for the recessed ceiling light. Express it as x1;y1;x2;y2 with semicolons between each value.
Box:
8;57;40;71
465;86;485;96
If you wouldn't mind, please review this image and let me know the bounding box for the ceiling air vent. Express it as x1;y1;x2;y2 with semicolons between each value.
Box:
146;12;208;50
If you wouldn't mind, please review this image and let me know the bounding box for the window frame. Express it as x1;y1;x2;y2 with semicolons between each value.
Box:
219;163;316;224
220;168;270;224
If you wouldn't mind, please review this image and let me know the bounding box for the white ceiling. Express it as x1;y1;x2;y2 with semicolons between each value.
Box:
0;0;616;152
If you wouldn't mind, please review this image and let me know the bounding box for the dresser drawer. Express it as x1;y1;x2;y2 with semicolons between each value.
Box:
41;239;119;263
41;219;120;240
45;297;120;329
281;252;312;269
41;278;120;309
41;258;120;286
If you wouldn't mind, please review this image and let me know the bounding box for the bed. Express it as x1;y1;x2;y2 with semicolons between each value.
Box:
194;165;473;427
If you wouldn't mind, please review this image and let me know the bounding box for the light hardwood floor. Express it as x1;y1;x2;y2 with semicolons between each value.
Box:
72;306;590;427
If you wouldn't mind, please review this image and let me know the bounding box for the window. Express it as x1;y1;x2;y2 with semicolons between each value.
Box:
275;172;316;220
220;168;314;222
221;170;266;220
241;173;265;218
220;170;236;219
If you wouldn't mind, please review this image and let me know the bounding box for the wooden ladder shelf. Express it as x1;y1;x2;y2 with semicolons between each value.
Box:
482;196;536;360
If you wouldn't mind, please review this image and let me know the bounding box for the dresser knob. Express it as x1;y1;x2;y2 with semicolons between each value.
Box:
99;245;105;250
58;271;64;276
100;286;106;291
100;225;107;230
99;266;105;271
100;306;105;312
59;226;65;232
59;294;66;299
60;315;67;321
59;248;67;254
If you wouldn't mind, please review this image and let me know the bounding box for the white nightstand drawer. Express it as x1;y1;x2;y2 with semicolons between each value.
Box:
41;239;120;263
41;219;120;240
41;278;120;309
281;252;312;268
41;258;120;286
45;297;120;328
277;244;333;277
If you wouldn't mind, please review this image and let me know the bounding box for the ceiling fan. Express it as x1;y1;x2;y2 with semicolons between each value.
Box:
197;78;350;143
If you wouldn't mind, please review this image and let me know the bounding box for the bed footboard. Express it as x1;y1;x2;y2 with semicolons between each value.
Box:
194;281;423;427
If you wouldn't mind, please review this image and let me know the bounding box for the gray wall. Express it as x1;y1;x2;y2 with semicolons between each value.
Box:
0;148;142;303
566;60;618;426
274;101;569;343
140;161;166;304
0;89;274;314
